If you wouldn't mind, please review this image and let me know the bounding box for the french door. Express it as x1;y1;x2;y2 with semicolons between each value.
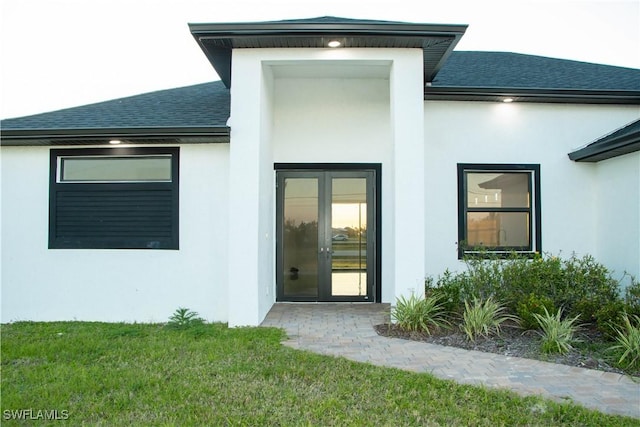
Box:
276;168;377;302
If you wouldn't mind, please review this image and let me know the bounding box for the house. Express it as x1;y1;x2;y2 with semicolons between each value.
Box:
1;17;639;326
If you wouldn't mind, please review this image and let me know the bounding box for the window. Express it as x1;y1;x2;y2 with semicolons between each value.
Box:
49;147;179;249
457;164;540;258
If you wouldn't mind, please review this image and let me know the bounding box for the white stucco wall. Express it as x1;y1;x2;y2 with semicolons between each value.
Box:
226;48;425;326
4;56;637;325
271;76;395;301
272;78;391;162
1;144;230;323
423;101;640;281
595;151;640;287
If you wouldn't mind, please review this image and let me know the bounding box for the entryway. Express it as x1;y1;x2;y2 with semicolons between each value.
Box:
275;165;380;302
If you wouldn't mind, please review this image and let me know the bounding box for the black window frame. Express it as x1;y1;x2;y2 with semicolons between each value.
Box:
457;163;541;258
49;147;180;250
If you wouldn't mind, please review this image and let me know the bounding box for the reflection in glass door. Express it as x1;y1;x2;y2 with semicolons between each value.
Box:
281;176;320;298
276;169;376;302
330;178;367;297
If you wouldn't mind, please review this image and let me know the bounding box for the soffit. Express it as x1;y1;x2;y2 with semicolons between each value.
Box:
0;127;230;146
267;61;392;79
189;18;467;87
424;87;640;104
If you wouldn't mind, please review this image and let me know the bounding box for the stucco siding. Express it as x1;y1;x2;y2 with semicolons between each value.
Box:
1;144;230;323
227;48;426;324
424;101;640;279
272;77;396;300
272;78;391;163
3;78;638;324
596;151;640;286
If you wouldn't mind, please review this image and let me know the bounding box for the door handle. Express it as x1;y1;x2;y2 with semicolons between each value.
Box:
319;247;332;257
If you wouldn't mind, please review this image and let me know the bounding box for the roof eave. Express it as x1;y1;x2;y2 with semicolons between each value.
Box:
0;127;230;146
568;134;640;162
424;87;640;104
188;21;468;37
189;20;467;88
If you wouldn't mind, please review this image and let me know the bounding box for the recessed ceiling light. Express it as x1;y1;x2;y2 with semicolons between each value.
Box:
328;40;341;48
109;139;122;145
502;97;514;103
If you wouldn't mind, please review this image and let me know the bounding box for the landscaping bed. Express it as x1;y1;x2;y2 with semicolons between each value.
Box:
378;252;640;378
375;321;639;377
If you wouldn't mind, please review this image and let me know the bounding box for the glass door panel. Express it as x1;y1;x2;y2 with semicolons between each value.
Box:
277;169;375;302
330;178;367;296
282;177;319;298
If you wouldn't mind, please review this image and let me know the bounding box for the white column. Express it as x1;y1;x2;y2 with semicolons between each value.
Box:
227;52;265;326
390;51;426;298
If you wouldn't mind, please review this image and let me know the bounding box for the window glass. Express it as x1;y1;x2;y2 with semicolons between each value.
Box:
458;164;540;258
60;156;172;182
466;212;530;247
466;173;529;208
283;178;319;298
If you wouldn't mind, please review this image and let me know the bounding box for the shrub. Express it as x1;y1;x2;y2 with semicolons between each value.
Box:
593;301;625;337
461;252;506;301
559;254;620;321
516;293;555;330
427;253;624;331
392;293;450;334
501;253;562;306
427;257;507;314
608;313;640;370
167;307;205;329
624;278;640;317
460;297;516;342
426;272;464;314
533;307;581;354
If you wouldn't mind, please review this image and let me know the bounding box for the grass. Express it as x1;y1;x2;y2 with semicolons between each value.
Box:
2;322;637;426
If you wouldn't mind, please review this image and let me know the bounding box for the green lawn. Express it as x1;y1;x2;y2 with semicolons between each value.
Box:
1;322;637;426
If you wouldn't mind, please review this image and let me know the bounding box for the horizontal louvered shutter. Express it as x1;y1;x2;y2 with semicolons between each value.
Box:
49;148;179;249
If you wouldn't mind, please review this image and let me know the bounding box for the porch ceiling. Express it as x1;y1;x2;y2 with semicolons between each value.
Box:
189;17;467;88
267;60;392;80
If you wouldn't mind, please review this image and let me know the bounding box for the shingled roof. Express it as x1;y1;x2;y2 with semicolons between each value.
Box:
1;81;230;146
426;51;640;103
434;52;640;90
2;81;229;130
2;49;639;146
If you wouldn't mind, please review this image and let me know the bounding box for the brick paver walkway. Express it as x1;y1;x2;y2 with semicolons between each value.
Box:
261;303;640;418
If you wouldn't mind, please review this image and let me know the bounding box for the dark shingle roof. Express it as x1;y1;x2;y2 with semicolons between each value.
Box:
1;80;229;129
1;81;230;145
2;51;639;146
569;118;640;162
426;51;640;103
255;16;418;25
433;51;640;90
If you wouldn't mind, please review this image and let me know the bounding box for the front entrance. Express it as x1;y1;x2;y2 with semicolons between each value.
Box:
276;166;379;302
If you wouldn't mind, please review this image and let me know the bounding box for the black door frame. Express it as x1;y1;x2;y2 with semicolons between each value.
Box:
274;163;382;303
